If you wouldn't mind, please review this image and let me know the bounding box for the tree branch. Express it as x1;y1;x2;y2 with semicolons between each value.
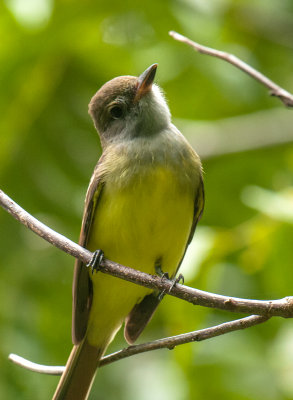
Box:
169;31;293;108
8;314;269;375
1;188;293;318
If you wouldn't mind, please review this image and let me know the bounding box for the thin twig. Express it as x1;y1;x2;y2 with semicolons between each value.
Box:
9;314;269;375
1;189;293;318
8;354;64;376
0;189;92;265
169;31;293;108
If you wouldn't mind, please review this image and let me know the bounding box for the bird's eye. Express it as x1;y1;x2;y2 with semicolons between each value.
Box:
109;105;124;119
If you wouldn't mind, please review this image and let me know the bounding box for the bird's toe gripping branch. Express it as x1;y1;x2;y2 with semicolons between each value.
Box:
87;249;104;274
155;263;185;300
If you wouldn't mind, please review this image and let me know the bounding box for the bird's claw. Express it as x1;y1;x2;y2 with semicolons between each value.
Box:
169;273;184;292
86;249;104;274
156;268;185;300
155;268;170;300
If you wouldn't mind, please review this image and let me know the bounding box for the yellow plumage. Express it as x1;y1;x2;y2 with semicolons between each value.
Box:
87;164;196;347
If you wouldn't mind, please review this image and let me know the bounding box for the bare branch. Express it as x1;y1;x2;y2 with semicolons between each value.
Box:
99;315;269;365
9;314;269;375
0;189;92;265
1;189;293;318
8;354;64;376
169;31;293;108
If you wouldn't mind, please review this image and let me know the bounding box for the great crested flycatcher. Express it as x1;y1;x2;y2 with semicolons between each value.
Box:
53;64;204;400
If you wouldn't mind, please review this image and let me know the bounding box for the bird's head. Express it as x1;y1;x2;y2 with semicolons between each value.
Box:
89;64;171;146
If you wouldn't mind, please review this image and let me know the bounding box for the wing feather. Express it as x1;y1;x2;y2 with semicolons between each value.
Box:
72;160;105;345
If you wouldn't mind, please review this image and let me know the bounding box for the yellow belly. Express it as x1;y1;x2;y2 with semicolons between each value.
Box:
86;166;194;347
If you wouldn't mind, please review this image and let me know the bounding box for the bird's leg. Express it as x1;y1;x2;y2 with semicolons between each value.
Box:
155;263;169;280
86;250;104;274
154;260;168;300
169;273;184;292
154;260;184;299
155;261;185;299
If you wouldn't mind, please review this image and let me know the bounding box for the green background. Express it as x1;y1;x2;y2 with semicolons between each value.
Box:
1;0;293;399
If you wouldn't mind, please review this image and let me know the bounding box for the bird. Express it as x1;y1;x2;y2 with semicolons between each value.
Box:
53;64;204;400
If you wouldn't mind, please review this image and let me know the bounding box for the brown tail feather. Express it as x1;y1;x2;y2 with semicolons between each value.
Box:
52;339;104;400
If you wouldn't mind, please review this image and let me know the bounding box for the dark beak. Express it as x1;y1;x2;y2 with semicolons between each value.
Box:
135;64;157;102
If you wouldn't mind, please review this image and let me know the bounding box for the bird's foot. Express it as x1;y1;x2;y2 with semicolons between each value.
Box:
169;273;184;292
155;265;184;299
86;249;104;274
155;264;168;300
158;273;185;300
155;263;168;279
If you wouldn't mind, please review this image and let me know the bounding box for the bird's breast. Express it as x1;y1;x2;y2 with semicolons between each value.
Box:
88;159;198;275
86;144;201;347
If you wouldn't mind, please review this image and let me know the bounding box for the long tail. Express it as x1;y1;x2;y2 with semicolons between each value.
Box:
52;338;105;400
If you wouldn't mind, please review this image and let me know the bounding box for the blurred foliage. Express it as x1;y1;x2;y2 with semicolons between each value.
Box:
1;0;293;399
